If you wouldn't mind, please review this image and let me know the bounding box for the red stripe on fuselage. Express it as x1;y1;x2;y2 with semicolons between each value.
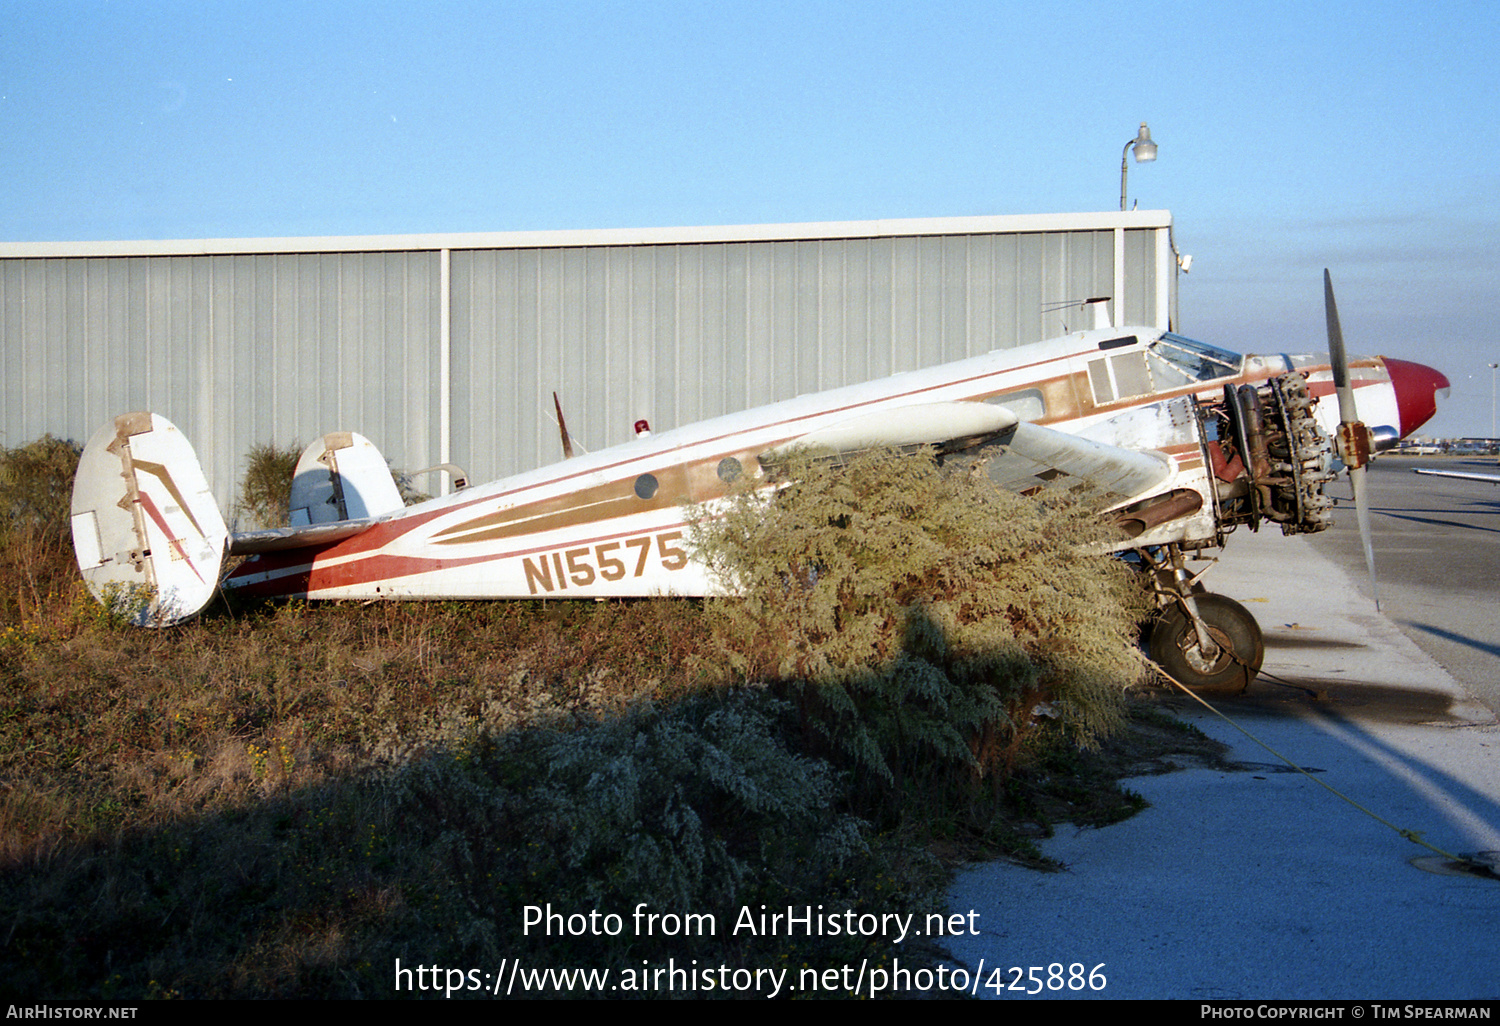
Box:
230;515;694;599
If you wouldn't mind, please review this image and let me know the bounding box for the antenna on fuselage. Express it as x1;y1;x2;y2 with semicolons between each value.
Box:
1043;296;1114;333
552;391;576;459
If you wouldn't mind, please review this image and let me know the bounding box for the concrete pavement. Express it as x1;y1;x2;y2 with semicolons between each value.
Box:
944;528;1500;1000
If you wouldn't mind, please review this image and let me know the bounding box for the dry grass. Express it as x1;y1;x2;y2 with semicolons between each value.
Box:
0;437;1210;999
2;595;720;855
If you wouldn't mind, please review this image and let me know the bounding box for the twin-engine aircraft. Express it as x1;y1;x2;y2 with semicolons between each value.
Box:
1412;467;1500;484
70;273;1450;689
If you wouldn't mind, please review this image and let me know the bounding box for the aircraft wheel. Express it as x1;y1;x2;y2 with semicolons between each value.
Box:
1148;593;1263;693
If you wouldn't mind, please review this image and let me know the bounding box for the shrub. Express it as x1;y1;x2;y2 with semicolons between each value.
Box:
0;435;82;622
234;441;300;530
0;434;79;534
384;690;872;963
691;447;1151;817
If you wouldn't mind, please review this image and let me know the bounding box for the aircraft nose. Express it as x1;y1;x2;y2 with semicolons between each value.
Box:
1382;357;1451;437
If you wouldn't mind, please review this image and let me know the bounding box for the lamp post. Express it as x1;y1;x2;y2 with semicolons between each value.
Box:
1120;122;1158;211
1490;362;1497;441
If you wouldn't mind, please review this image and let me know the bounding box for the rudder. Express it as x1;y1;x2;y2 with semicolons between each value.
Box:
288;431;404;525
70;412;227;626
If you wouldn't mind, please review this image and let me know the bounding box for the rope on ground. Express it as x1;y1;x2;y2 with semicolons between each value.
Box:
1137;649;1498;879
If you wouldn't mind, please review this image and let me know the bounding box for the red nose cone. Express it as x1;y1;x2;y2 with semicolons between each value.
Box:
1383;358;1451;437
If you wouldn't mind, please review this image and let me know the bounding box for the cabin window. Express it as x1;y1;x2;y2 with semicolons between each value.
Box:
982;388;1045;421
634;474;659;500
1088;351;1152;403
1111;351;1152;398
717;457;743;483
1088;358;1114;402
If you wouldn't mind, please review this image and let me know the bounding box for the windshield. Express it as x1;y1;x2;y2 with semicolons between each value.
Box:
1146;333;1243;388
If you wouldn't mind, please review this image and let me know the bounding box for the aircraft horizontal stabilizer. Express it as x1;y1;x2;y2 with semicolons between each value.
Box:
70;412;228;626
226;431;402;555
229;518;384;555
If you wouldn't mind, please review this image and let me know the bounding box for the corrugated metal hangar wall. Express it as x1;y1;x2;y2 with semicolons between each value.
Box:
0;211;1175;513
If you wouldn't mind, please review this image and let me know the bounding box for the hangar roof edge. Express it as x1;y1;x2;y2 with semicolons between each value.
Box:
0;210;1172;259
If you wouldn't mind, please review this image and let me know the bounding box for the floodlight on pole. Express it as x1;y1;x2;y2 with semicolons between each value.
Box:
1490;362;1497;440
1120;122;1158;211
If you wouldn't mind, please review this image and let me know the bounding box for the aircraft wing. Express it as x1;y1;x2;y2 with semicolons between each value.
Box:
1413;468;1500;484
762;400;1174;508
761;401;1022;457
977;420;1174;505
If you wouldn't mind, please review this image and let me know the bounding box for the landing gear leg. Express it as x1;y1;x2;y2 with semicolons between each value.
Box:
1143;546;1264;692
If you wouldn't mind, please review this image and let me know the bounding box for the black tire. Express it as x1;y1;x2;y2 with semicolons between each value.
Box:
1148;593;1264;692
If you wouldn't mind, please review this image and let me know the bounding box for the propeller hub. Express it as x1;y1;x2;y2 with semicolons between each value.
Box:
1337;421;1373;470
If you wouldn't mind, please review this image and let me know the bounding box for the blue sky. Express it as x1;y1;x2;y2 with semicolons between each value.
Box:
4;0;1498;435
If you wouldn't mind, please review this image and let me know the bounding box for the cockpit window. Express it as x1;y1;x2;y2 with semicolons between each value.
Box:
1147;333;1242;387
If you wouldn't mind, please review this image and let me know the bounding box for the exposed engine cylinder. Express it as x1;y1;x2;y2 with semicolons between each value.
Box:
1213;372;1336;535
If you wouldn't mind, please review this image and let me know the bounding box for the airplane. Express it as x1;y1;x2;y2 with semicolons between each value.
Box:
1412;467;1500;484
68;272;1451;690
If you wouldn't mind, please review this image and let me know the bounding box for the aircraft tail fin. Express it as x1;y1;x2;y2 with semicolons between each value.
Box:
288;432;404;526
70;412;228;626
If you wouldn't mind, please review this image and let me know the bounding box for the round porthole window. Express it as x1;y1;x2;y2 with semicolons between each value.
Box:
634;473;659;500
716;457;742;483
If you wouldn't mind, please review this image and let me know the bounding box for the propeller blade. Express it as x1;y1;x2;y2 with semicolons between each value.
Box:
1325;269;1381;610
1324;268;1359;426
1350;464;1381;611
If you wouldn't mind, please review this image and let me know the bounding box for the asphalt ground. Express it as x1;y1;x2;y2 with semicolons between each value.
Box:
1305;456;1500;718
943;514;1500;1002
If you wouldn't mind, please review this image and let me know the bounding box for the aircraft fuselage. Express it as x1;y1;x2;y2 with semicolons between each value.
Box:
221;325;1441;603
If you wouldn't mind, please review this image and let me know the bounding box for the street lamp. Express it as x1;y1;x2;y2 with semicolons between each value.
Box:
1120;122;1158;211
1490;362;1497;440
